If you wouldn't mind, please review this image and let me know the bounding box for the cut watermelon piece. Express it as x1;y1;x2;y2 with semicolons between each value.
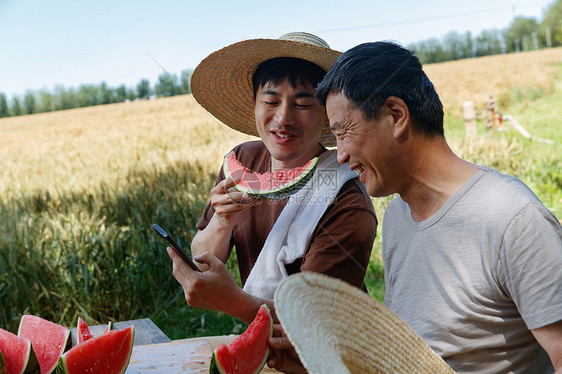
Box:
56;326;134;374
0;328;39;374
76;318;112;345
223;151;318;199
76;317;93;345
18;315;69;374
209;304;273;374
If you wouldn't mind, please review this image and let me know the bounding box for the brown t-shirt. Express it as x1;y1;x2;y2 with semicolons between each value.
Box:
196;141;377;290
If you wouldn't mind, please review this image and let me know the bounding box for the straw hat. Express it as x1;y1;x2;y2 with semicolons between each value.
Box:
274;272;455;374
190;32;341;146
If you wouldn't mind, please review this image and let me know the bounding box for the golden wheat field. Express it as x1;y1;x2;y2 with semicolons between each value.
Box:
425;47;562;116
1;47;561;206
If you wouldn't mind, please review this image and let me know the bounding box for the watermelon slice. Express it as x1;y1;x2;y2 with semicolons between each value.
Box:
77;318;112;345
223;151;318;199
0;328;39;374
18;315;69;374
76;318;93;345
56;326;134;374
209;304;273;374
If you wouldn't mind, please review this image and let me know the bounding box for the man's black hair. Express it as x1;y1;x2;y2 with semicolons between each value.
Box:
315;42;444;137
252;57;326;98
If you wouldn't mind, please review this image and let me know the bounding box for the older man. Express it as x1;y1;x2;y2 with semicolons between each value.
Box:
313;41;562;373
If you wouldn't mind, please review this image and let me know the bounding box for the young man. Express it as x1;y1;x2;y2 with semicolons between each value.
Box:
166;33;376;326
313;41;562;373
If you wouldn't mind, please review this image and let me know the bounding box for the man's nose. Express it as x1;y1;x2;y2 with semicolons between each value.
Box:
274;103;295;125
336;140;349;165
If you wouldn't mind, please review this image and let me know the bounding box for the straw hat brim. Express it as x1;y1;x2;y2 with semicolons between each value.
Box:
190;38;341;147
274;272;455;374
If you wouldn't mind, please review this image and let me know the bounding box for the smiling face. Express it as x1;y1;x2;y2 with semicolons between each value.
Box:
254;78;326;170
326;92;399;198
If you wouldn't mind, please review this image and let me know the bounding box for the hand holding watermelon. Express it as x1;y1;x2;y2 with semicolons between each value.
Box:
266;324;306;374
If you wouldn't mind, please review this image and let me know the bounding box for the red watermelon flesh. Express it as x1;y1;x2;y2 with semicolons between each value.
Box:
76;317;93;345
0;328;39;374
17;315;69;374
223;151;318;199
210;304;273;374
57;326;134;374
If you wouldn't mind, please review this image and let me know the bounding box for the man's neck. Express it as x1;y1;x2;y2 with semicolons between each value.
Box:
399;138;479;222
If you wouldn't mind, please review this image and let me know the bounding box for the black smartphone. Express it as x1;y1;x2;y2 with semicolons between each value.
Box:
152;224;201;272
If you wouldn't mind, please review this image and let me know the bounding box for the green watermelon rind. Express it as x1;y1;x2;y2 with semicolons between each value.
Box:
223;152;319;200
209;304;273;374
0;349;5;374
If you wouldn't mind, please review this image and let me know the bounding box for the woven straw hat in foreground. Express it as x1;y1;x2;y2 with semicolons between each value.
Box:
190;32;341;146
274;272;455;374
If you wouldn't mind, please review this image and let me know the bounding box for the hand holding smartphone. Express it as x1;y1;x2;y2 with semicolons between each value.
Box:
153;224;201;272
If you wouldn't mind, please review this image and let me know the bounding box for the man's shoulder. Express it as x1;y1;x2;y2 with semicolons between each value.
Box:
335;178;376;214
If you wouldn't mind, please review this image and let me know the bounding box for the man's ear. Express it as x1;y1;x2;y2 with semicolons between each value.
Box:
384;97;410;139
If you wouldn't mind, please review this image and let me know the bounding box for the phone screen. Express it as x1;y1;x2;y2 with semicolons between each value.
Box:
152;224;201;272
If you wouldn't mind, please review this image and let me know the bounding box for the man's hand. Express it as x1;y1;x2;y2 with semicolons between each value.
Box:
210;175;261;227
267;325;307;374
167;248;265;324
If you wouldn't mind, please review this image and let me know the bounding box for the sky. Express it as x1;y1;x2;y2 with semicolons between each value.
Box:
0;0;555;99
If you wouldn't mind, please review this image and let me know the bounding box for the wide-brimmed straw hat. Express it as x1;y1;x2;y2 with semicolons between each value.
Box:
190;32;341;147
274;272;455;374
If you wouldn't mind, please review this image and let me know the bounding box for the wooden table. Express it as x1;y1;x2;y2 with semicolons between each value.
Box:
125;336;279;373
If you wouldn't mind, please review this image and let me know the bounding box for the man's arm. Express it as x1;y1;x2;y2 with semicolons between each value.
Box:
532;320;562;373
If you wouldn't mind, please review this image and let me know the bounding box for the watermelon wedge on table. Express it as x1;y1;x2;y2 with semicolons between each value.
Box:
56;325;134;374
76;317;112;345
0;328;39;374
223;151;318;200
209;304;273;374
18;315;69;374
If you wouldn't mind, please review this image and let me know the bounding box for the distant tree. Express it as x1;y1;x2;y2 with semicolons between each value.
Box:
115;84;128;102
442;31;466;60
23;91;36;115
474;28;503;56
100;82;114;104
54;85;77;110
504;16;540;52
0;93;8;117
155;73;179;97
540;0;562;46
180;70;192;94
136;79;151;99
11;96;22;116
38;89;55;112
409;37;448;64
77;85;99;107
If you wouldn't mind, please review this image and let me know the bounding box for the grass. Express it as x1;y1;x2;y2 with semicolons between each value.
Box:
1;48;561;339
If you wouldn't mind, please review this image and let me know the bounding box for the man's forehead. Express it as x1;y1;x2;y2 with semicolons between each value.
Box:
258;80;316;96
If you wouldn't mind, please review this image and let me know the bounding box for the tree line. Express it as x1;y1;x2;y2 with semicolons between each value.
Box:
1;0;560;118
0;70;191;118
408;0;562;63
